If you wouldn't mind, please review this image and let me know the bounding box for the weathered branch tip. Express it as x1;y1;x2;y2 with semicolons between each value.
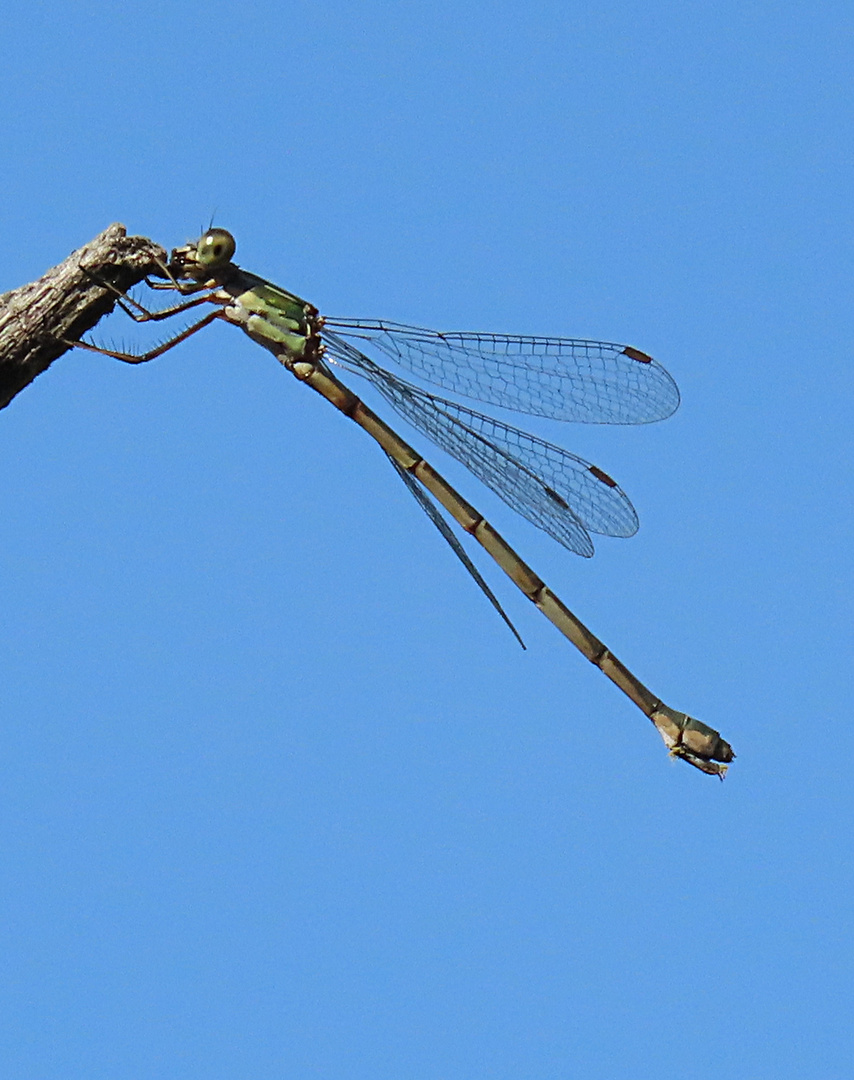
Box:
0;224;168;410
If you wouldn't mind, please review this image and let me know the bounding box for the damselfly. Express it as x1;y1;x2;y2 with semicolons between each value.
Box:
71;229;733;776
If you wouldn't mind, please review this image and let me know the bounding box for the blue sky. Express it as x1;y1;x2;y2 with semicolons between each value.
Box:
1;2;852;1076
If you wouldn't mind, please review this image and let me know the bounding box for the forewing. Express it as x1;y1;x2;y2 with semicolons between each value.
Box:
326;319;680;424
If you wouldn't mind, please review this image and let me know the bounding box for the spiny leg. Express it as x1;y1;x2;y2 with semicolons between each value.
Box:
78;263;220;324
146;277;211;294
65;308;224;364
113;248;211;298
114;288;220;324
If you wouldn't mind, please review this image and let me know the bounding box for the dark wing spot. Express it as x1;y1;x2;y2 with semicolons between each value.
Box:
588;465;617;488
543;483;570;509
622;346;653;364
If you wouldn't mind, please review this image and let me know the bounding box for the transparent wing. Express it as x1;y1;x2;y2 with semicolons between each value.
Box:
385;454;525;648
323;332;639;559
325;318;679;424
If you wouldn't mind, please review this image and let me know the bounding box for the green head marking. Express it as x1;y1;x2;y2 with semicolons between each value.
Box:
195;228;236;269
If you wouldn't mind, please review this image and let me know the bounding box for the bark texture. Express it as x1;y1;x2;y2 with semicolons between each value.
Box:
0;225;167;410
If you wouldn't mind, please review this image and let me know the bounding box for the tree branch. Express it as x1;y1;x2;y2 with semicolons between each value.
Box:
0;224;168;411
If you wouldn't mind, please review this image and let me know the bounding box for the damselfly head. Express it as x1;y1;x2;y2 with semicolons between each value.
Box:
194;228;236;269
168;228;237;281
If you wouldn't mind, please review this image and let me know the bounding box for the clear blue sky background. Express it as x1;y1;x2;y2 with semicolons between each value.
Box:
1;2;851;1077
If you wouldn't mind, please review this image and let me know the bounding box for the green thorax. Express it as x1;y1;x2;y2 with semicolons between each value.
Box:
222;267;320;360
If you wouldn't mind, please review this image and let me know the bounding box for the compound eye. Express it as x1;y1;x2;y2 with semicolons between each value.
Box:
196;228;236;268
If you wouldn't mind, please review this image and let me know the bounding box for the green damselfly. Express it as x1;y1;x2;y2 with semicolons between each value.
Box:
71;228;734;776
